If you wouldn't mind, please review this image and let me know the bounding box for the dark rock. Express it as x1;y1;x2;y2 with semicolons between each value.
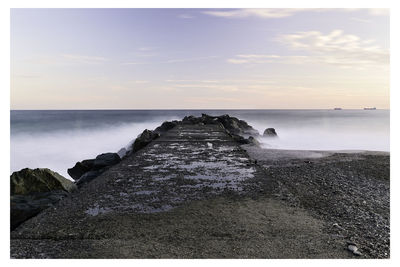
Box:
182;115;203;125
132;129;160;152
68;161;92;180
93;153;121;170
11;168;77;195
201;114;259;136
154;120;179;134
76;170;103;186
10;168;75;230
11;190;68;230
263;128;277;137
81;159;95;169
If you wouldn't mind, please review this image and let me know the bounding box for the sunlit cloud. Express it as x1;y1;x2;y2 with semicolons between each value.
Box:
202;8;305;19
367;8;389;16
228;30;389;69
202;8;389;19
278;30;389;68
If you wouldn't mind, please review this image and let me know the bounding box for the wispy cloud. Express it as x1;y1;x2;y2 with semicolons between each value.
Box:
174;83;239;92
350;17;371;23
228;30;389;69
164;56;219;63
368;8;389;16
277;30;389;68
122;55;219;66
227;54;283;64
138;47;156;51
202;8;305;19
178;14;195;19
62;54;107;64
202;8;389;19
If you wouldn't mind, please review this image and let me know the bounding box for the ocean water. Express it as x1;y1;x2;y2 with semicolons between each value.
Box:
10;109;390;179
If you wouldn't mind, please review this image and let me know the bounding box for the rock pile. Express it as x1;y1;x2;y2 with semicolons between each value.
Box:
10;168;77;230
68;153;121;186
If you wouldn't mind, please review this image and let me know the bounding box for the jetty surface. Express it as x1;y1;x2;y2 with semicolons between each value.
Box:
10;121;389;258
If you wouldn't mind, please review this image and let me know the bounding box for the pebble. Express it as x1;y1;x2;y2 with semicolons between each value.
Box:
347;244;362;256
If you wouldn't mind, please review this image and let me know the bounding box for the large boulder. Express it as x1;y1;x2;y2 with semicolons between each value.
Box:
67;159;94;180
154;120;179;134
263;128;278;137
11;190;68;230
10;168;76;230
93;153;121;170
132;129;160;152
11;168;77;195
67;153;121;186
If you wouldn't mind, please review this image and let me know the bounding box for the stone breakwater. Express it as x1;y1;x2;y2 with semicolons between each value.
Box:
10;114;389;259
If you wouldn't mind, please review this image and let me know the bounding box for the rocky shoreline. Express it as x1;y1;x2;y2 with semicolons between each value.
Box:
10;114;390;258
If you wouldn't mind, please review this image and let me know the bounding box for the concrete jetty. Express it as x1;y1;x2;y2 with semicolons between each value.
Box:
11;123;269;258
12;115;386;258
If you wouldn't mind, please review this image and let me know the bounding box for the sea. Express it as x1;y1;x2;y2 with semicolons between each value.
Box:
10;109;390;179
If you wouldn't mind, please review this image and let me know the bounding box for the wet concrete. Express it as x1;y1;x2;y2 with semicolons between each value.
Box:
11;124;271;258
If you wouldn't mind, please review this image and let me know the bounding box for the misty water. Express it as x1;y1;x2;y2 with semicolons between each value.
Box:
10;109;390;179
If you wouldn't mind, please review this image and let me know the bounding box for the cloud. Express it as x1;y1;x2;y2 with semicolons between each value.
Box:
131;80;149;84
202;8;304;19
122;56;219;66
138;47;155;51
164;56;219;63
277;30;389;67
174;83;239;92
368;8;389;16
227;54;284;64
202;8;389;19
227;30;389;69
62;54;107;64
178;14;195;19
350;17;371;23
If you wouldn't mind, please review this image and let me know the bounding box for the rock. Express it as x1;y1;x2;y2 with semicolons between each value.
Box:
201;114;259;136
10;168;75;230
182;116;202;125
68;161;93;180
154;120;179;134
67;154;120;186
11;168;77;195
132;129;160;152
11;190;68;230
93;153;121;170
347;244;362;256
76;170;103;186
263;128;277;137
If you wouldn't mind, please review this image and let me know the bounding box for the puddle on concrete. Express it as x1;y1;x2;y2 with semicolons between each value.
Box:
85;204;112;216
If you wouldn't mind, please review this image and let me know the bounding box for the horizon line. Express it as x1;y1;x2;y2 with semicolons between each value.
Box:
10;108;390;111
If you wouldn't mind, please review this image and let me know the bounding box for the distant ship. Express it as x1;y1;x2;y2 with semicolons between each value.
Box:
364;107;377;110
334;108;342;110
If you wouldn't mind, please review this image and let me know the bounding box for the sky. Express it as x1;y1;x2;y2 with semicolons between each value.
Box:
10;8;390;109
